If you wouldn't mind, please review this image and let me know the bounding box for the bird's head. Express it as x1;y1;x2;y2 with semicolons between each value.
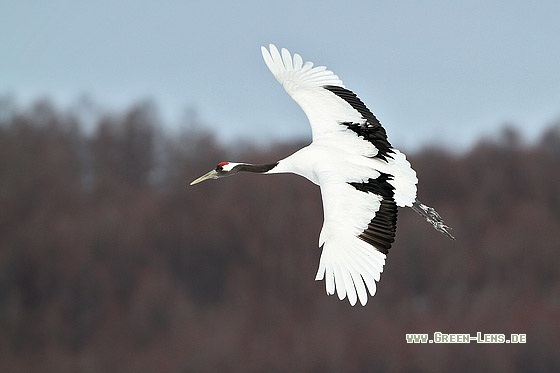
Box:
190;162;240;185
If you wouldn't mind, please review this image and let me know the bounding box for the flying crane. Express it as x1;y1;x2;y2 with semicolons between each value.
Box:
191;44;454;306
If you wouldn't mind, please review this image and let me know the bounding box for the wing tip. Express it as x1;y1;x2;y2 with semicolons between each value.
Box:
316;237;386;306
261;43;345;88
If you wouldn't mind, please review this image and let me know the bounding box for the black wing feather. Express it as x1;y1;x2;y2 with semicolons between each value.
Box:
349;173;397;255
323;85;393;161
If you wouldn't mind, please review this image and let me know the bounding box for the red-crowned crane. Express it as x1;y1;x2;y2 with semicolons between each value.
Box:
190;44;454;306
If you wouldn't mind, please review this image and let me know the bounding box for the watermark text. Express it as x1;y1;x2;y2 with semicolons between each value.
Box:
406;332;526;344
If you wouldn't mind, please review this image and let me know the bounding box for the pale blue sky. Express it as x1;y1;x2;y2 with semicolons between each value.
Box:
2;0;560;150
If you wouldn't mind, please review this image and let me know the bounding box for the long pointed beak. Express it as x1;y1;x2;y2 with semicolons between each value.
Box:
190;169;219;185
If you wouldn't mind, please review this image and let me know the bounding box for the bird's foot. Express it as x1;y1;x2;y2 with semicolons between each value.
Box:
433;222;455;240
412;199;455;240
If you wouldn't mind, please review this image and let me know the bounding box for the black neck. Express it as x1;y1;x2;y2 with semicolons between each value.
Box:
235;162;278;174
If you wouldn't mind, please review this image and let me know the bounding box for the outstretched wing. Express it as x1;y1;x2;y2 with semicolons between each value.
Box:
315;174;398;306
261;44;392;160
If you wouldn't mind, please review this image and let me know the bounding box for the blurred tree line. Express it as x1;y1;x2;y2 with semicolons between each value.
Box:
0;98;559;372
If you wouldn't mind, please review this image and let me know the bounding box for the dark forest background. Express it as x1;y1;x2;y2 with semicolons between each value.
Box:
1;98;559;372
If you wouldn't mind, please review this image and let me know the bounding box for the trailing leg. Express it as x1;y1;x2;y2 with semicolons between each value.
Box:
411;199;455;240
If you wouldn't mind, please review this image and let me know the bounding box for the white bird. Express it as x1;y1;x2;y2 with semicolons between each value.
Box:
191;44;454;306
